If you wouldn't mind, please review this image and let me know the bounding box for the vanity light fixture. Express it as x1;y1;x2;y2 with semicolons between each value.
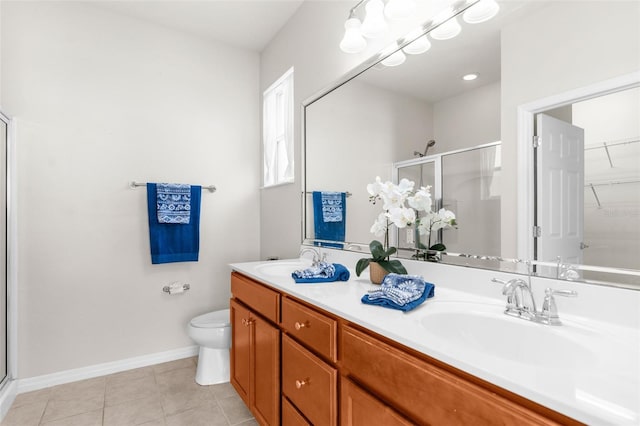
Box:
429;16;462;40
381;49;407;67
384;0;417;20
340;16;368;53
403;35;431;55
339;0;499;55
361;0;388;39
463;0;500;24
462;73;479;81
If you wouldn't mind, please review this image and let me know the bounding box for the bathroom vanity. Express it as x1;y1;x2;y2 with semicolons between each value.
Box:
229;251;639;425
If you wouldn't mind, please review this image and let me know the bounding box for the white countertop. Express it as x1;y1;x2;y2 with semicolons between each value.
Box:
230;252;640;426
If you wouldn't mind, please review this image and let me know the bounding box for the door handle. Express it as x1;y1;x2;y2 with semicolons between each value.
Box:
580;242;589;250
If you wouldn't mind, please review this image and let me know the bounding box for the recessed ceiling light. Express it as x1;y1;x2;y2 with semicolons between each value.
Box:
462;73;479;81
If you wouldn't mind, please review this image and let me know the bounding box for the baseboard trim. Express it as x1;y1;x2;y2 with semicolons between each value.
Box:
17;345;199;394
0;380;18;422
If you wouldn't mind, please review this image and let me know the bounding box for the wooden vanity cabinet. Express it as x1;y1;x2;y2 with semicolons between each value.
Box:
230;273;280;426
230;271;581;426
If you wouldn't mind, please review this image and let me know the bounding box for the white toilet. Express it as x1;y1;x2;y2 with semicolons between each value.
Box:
187;308;231;385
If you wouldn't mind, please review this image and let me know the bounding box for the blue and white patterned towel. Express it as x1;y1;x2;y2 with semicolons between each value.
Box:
157;183;191;224
361;274;435;312
292;261;336;279
321;192;343;223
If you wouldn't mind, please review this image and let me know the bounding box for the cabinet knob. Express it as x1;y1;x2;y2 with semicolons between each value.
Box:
294;321;308;330
295;378;309;389
241;318;253;327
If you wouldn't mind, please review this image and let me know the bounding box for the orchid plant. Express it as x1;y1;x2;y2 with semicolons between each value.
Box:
356;176;458;276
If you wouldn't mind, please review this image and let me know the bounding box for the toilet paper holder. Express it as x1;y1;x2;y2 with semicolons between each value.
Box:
163;283;190;294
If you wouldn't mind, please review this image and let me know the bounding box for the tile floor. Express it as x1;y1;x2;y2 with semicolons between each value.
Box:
1;357;256;426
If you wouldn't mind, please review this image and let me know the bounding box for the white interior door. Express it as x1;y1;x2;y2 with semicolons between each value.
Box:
536;113;585;265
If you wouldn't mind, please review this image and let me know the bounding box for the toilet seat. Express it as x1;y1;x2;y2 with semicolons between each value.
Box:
190;309;230;329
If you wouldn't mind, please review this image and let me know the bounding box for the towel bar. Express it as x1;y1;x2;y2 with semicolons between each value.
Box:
163;283;190;293
130;181;217;193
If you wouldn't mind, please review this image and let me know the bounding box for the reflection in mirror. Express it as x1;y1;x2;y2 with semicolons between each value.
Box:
303;0;640;288
534;87;640;286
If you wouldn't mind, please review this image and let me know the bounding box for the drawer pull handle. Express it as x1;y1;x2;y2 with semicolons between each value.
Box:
295;378;310;389
294;321;308;330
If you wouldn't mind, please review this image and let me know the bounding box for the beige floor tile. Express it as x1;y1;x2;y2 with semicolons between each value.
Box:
236;420;259;426
159;386;214;417
218;395;253;425
40;396;104;424
209;382;238;400
104;395;164;426
0;400;46;426
151;357;196;375
164;402;228;426
11;388;51;409
139;418;166;426
105;374;158;407
40;409;103;426
106;366;155;387
49;377;106;402
155;367;199;395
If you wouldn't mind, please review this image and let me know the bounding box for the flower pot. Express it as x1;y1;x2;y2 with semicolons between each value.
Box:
369;262;387;284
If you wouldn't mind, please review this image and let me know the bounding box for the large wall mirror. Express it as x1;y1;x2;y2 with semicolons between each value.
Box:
303;0;640;288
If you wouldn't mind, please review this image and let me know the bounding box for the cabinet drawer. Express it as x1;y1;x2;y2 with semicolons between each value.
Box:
282;396;311;426
282;335;337;426
341;377;413;426
281;297;337;362
341;325;561;426
231;272;280;323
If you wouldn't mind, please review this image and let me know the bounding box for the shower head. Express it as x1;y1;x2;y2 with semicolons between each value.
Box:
414;140;436;157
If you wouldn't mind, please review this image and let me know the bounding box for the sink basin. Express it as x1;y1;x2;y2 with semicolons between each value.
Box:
254;260;312;277
420;306;594;368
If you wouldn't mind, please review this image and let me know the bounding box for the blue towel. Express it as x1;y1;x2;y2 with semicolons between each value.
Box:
313;191;346;248
292;263;351;283
147;183;201;264
157;183;191;224
361;274;435;312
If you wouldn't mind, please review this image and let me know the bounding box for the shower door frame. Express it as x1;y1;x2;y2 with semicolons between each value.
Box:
0;110;17;419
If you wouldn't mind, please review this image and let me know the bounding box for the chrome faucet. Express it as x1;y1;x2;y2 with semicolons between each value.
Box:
299;247;324;266
491;278;577;326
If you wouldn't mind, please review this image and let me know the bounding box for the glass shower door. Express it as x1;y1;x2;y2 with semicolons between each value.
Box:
0;117;7;385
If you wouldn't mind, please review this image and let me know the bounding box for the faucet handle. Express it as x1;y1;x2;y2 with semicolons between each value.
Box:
539;288;577;326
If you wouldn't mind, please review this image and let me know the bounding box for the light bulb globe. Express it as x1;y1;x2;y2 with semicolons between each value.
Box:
463;0;500;24
340;18;367;53
430;17;461;40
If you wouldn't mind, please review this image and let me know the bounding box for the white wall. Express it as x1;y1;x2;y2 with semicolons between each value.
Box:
500;0;640;258
433;81;501;152
1;2;260;378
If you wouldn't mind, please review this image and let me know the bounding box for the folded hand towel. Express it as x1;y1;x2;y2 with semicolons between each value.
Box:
157;183;191;224
361;274;435;312
321;192;343;223
292;263;351;283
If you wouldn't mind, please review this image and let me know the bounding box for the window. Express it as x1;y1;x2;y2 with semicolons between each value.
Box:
263;67;294;187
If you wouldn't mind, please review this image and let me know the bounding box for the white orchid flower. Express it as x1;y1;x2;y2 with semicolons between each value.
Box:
366;176;384;197
388;207;416;229
397;178;415;196
407;186;432;212
369;212;388;237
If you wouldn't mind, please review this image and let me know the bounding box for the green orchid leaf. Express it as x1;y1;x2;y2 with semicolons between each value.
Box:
355;258;371;276
369;240;386;260
429;243;446;252
378;259;408;275
383;246;397;258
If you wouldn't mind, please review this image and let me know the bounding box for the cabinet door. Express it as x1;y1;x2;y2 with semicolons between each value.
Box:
341;378;413;426
230;299;251;405
252;313;281;426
